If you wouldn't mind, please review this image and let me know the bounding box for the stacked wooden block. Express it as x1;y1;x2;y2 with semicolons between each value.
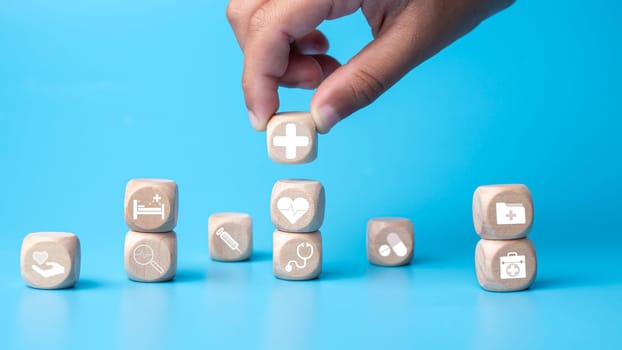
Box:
124;179;178;282
267;112;324;280
472;184;537;292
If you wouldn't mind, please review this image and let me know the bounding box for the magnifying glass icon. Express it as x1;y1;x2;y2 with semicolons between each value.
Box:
133;244;164;274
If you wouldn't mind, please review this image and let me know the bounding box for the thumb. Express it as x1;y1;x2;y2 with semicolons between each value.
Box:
310;3;461;133
309;22;420;133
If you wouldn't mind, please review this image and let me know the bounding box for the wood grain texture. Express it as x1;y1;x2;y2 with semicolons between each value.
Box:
475;238;537;292
273;230;322;281
266;112;317;164
270;179;325;233
124;178;178;233
208;212;252;261
20;232;81;289
473;184;534;240
124;230;177;282
367;218;414;266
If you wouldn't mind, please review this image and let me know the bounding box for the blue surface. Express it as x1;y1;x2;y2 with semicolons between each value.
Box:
1;1;621;349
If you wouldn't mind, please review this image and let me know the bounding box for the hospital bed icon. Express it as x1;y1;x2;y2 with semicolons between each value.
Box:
133;200;166;220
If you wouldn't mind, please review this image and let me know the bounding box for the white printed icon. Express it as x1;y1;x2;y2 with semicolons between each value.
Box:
31;251;65;278
285;242;314;272
273;123;309;159
133;244;164;274
277;197;309;224
378;233;408;257
216;227;241;253
133;194;165;220
496;202;526;225
500;252;526;279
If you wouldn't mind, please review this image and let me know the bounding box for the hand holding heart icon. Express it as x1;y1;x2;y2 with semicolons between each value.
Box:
32;251;48;265
31;250;66;278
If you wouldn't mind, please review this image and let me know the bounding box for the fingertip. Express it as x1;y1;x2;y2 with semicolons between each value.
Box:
311;104;340;134
248;110;267;131
312;54;341;79
243;76;279;132
295;30;330;55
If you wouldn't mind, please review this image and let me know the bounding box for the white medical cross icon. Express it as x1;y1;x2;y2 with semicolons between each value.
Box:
506;263;521;277
273;123;309;159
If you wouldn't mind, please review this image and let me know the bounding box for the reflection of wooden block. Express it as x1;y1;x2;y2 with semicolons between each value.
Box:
475;238;537;292
473;184;534;240
124;178;178;233
124;231;177;282
273;230;322;281
21;232;81;289
367;218;414;266
266;112;317;164
208;212;252;261
270;179;325;233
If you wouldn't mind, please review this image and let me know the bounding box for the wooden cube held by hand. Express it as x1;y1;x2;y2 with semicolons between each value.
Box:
21;232;81;289
267;112;317;164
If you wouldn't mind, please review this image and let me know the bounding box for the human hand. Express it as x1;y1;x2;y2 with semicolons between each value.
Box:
227;0;514;133
32;262;66;278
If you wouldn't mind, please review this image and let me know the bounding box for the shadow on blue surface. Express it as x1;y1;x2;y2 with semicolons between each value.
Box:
73;278;106;291
249;250;272;262
174;269;206;283
318;259;370;281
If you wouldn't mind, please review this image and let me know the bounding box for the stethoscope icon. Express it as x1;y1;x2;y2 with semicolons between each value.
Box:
285;242;314;272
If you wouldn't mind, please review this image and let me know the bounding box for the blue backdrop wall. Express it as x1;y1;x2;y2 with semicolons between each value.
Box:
1;1;620;349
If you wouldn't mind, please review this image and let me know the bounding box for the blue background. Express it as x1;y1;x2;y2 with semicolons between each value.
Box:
1;0;621;349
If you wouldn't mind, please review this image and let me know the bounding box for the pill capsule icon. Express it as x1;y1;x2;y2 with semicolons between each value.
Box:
386;232;408;257
378;244;391;257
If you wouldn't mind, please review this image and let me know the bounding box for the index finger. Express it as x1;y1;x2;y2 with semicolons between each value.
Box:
226;0;269;49
242;0;361;130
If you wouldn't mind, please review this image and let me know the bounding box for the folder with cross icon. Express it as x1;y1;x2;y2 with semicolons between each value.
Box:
495;202;526;225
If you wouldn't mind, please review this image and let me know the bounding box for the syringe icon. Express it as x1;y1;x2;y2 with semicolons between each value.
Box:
216;227;241;252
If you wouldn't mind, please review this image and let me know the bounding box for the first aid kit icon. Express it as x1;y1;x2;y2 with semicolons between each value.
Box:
496;202;526;225
499;252;526;279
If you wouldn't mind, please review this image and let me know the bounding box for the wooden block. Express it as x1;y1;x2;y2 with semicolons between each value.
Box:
270;179;325;233
367;218;414;266
266;112;317;164
208;212;252;261
473;184;534;240
124;230;177;282
125;178;178;233
475;238;537;292
20;232;81;289
273;230;322;280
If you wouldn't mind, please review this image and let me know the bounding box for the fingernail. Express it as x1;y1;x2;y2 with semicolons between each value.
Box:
296;79;317;89
311;105;340;134
248;110;263;131
299;44;324;55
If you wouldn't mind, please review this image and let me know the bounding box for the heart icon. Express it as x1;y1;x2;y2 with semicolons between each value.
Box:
32;251;48;265
277;197;309;224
